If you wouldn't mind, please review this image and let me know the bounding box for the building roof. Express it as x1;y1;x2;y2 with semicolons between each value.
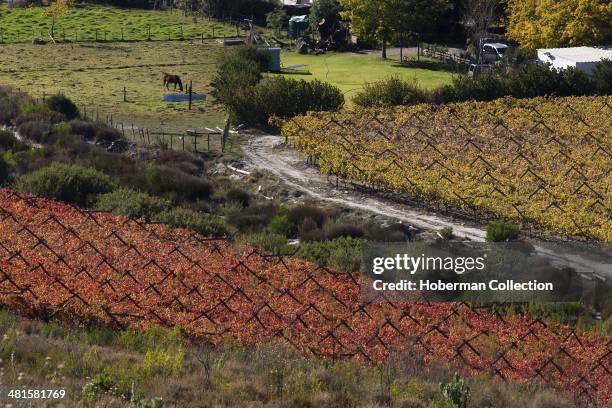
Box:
537;46;612;63
282;0;312;6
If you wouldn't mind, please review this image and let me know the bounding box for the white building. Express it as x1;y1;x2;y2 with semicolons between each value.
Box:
537;46;612;74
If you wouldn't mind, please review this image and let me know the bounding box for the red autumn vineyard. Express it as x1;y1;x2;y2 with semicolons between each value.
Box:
0;189;609;405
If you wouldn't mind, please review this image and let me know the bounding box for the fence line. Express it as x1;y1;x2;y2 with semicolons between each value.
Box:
0;20;244;44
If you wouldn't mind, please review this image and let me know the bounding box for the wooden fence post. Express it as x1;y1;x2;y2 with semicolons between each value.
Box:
123;87;127;102
188;80;193;110
147;24;151;41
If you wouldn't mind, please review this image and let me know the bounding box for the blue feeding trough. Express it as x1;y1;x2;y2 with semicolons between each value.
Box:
163;93;205;103
286;64;307;70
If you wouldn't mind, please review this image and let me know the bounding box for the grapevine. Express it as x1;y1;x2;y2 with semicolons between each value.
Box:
0;190;609;405
281;96;612;241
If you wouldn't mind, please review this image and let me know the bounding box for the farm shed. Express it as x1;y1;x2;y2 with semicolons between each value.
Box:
537;46;612;74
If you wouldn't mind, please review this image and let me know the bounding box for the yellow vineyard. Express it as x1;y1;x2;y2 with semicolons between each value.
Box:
281;96;612;241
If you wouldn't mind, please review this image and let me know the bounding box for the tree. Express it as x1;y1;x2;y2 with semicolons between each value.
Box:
310;0;343;31
461;0;499;58
506;0;612;54
43;0;74;39
339;0;452;59
266;8;288;36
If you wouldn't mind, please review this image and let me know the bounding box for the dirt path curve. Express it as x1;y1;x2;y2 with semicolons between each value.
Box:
242;135;611;280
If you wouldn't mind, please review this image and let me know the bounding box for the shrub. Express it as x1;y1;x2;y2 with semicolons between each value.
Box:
16;121;54;144
15;163;117;206
153;207;230;237
95;188;172;221
593;59;612;95
54;122;72;135
439;373;470;408
325;223;364;240
155;150;204;176
439;227;453;240
68;120;121;143
287;204;327;229
226;188;251;208
486;221;520;242
0;131;28;152
0;86;32;125
228;203;278;232
269;214;292;236
243;232;288;253
353;77;430;108
240;77;344;127
145;165;213;202
364;223;410;242
45;94;80;119
295;237;362;272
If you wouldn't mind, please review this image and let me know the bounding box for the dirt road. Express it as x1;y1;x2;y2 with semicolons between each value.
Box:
241;135;611;279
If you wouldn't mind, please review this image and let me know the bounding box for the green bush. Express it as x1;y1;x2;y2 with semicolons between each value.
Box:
440;373;470;408
95;188;172;221
593;59;612;95
15;163;117;206
353;77;430;108
269;214;292;236
486;221;520;242
45;94;80;120
153;207;231;238
243;232;288;253
240;77;344;127
295;237;362;272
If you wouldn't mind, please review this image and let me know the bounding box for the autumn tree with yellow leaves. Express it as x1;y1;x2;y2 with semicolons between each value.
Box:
506;0;612;53
43;0;74;39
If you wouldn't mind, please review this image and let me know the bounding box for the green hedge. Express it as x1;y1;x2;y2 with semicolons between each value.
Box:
16;163;117;206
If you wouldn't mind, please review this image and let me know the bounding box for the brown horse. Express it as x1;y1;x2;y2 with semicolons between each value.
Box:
163;73;183;92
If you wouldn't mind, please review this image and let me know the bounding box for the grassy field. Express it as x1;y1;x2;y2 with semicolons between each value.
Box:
278;51;455;101
0;41;227;132
0;3;237;42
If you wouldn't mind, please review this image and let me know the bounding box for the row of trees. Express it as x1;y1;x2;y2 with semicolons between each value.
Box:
310;0;611;56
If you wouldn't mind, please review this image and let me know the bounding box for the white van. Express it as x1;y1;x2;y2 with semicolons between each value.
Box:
481;43;508;63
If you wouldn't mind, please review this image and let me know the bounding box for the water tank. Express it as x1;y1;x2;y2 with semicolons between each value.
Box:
267;47;282;72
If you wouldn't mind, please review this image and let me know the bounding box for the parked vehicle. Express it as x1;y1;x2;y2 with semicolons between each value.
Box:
481;43;508;63
467;63;492;77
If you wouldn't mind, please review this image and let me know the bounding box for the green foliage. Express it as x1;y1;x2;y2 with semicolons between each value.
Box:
353;76;430;107
295;237;362;272
20;103;49;116
95;188;172;222
45;94;80;120
439;373;470;408
54;121;72;135
592;59;612;94
212;45;342;128
266;8;288;36
310;0;343;30
15;162;117;206
486;221;520;242
439;227;453;240
243;232;288;253
269;214;292;236
82;372;116;403
153;207;231;238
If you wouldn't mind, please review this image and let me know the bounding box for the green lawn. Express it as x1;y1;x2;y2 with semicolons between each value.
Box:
0;41;226;133
278;51;455;102
0;3;237;43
